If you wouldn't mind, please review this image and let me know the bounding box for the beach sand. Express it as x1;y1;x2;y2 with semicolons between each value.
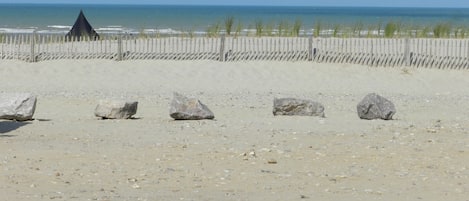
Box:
1;60;468;200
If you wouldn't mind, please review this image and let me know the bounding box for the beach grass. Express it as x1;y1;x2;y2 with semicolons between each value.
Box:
419;26;432;38
292;19;302;37
384;21;398;38
207;22;221;37
433;22;451;38
224;16;235;36
200;18;466;39
352;21;364;37
234;20;243;38
280;21;291;37
332;24;340;37
454;26;468;38
255;20;263;37
314;21;321;37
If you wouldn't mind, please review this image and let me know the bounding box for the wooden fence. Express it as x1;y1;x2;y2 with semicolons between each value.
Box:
0;34;468;69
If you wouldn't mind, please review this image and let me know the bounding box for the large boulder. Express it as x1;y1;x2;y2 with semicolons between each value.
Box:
0;93;37;121
169;92;214;120
357;93;396;120
94;99;138;119
273;98;325;117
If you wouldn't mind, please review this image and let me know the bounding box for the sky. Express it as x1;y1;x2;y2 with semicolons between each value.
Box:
0;0;468;8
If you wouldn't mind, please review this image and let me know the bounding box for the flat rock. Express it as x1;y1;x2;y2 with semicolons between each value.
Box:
169;92;214;120
0;93;37;121
94;99;138;119
273;98;325;117
357;93;396;120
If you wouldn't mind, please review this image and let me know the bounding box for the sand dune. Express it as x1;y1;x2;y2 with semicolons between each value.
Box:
1;60;468;200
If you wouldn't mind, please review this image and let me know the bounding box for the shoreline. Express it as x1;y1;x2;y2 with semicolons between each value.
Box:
0;27;462;39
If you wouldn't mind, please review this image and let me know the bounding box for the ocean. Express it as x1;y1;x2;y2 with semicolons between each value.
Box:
0;4;468;35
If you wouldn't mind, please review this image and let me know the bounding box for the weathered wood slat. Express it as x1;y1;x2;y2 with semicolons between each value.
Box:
0;34;467;69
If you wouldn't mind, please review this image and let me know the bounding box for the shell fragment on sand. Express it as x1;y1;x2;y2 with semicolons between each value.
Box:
94;100;138;119
0;93;37;121
169;92;214;120
273;98;325;117
357;93;396;120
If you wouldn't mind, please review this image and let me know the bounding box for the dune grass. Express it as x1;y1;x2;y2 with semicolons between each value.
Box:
433;22;452;38
255;20;263;37
384;21;398;38
332;24;341;38
292;19;302;37
225;16;235;36
314;21;321;37
207;22;221;37
202;17;467;38
234;20;243;38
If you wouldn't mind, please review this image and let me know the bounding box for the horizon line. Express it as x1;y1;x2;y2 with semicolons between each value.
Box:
0;3;467;9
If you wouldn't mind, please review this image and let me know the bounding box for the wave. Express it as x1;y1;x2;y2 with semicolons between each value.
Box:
0;26;310;35
0;28;36;34
47;25;72;29
0;25;392;37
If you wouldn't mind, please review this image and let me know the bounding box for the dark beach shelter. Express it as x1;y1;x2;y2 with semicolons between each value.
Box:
66;10;99;40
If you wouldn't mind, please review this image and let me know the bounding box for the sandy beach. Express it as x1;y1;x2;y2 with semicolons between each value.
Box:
1;59;468;200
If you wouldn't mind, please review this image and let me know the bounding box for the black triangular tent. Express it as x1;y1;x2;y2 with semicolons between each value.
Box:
66;10;99;40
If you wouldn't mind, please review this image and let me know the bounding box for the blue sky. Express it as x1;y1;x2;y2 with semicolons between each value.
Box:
0;0;468;7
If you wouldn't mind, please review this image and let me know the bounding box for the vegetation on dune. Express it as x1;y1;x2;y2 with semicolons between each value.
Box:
418;26;432;38
255;19;263;37
313;21;321;37
292;19;302;37
332;24;340;38
454;26;467;38
200;16;467;38
352;21;364;37
433;22;451;38
224;16;234;36
206;22;221;37
265;22;275;36
277;21;285;37
384;21;398;38
234;20;243;38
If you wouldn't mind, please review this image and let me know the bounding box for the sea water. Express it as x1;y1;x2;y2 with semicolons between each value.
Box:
0;4;468;35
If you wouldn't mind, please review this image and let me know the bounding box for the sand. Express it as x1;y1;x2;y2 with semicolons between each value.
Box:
1;60;468;200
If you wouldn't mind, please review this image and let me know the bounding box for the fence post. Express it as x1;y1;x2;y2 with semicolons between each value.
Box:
404;37;410;66
30;32;36;62
308;35;313;61
117;34;123;61
219;34;226;62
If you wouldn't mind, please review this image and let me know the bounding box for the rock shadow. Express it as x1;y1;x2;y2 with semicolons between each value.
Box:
0;121;30;134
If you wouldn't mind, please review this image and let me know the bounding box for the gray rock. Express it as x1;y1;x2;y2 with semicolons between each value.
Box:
0;93;37;121
94;99;138;119
357;93;396;120
170;92;214;120
273;98;325;117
